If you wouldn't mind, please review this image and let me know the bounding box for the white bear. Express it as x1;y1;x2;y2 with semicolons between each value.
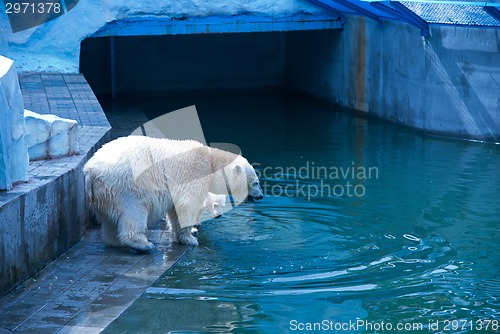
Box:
198;192;226;222
83;136;263;251
191;192;227;237
165;192;226;223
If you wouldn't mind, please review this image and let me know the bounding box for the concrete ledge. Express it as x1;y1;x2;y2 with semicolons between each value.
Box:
92;13;342;37
0;227;188;333
0;73;111;295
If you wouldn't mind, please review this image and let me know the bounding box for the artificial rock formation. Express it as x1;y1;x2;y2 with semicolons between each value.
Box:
24;109;79;161
0;55;29;190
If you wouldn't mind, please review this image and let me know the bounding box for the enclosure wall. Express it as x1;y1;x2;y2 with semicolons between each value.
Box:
286;18;500;141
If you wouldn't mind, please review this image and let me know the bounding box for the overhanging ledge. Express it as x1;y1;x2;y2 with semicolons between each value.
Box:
91;13;343;37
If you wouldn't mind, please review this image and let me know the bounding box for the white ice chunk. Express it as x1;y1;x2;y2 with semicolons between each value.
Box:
24;109;79;161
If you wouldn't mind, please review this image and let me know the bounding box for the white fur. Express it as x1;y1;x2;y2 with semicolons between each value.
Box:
191;192;227;237
200;192;226;221
83;136;261;250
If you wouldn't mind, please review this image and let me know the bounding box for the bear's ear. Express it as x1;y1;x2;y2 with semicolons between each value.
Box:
234;164;243;175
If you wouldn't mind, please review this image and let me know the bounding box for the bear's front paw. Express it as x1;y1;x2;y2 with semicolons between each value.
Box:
178;227;199;246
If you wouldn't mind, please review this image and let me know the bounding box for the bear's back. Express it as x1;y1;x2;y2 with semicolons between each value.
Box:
88;136;204;164
84;136;209;187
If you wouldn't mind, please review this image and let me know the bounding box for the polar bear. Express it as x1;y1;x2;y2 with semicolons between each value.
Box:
198;192;226;222
191;192;227;237
162;192;225;225
83;136;263;251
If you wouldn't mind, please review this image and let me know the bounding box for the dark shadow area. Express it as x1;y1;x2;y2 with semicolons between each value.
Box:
80;32;287;96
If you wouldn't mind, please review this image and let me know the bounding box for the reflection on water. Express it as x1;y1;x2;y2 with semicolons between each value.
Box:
103;93;499;333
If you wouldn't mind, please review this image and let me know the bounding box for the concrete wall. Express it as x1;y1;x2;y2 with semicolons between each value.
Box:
286;18;500;142
81;32;287;95
0;163;85;293
0;128;109;295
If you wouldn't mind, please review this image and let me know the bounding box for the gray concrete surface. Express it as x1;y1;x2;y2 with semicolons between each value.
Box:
287;18;500;142
0;226;189;333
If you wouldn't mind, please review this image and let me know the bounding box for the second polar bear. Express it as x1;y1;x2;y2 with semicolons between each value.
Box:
191;192;227;237
198;192;227;222
163;192;226;227
83;136;263;251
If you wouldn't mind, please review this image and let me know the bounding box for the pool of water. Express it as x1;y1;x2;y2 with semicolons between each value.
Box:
103;93;499;333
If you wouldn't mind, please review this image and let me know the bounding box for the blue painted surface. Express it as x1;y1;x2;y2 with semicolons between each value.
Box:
308;0;500;31
484;6;500;22
391;2;430;35
376;0;500;6
370;2;428;34
91;13;343;37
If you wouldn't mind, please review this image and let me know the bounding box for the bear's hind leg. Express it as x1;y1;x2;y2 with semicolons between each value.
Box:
101;221;121;247
90;207;122;247
117;206;155;252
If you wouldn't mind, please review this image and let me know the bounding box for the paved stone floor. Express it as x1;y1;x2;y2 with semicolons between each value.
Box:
0;226;188;334
19;73;109;128
0;74;190;333
1;73;111;208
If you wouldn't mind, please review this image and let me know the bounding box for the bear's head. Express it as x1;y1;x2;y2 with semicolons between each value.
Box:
224;155;264;204
204;193;226;218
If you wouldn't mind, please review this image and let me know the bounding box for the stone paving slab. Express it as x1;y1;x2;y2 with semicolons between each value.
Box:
18;73;110;128
0;226;189;333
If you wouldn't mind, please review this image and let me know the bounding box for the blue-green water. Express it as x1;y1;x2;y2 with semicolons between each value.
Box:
104;94;499;333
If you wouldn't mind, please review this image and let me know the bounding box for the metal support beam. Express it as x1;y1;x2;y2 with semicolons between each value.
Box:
60;0;68;12
93;14;343;37
389;1;430;36
364;0;500;7
110;36;116;99
484;6;500;23
331;0;384;25
307;0;346;23
370;2;429;36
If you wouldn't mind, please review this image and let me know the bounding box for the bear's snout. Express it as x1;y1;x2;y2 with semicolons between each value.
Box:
247;186;264;201
254;194;264;200
247;193;264;202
